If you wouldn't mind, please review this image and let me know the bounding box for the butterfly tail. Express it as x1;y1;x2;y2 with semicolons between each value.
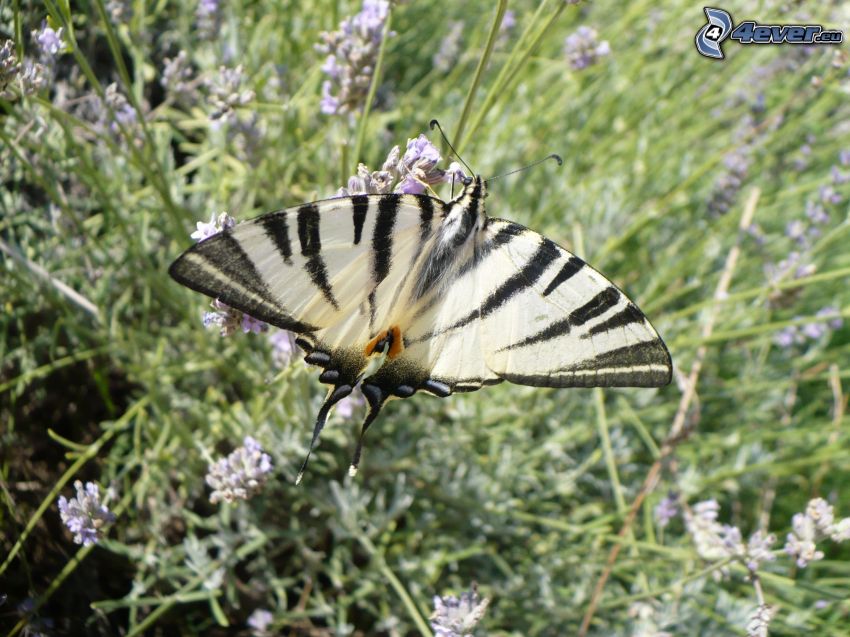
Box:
348;384;389;477
295;383;353;485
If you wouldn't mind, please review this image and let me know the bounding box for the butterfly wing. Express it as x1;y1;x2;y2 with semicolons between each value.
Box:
169;193;441;348
478;219;672;387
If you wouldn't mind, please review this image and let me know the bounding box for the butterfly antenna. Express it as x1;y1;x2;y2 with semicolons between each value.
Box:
484;154;563;185
296;384;353;485
348;385;388;477
429;119;474;183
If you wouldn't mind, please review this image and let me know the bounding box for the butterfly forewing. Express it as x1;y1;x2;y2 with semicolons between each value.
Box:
478;220;672;388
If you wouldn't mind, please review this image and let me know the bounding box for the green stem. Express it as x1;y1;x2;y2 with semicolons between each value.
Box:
454;0;507;152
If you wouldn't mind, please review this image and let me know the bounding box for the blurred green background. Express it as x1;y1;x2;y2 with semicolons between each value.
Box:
2;1;849;635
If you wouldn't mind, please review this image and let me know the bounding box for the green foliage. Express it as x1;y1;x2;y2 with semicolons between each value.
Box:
2;0;849;635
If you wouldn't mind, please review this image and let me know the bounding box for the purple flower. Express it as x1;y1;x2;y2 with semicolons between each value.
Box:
500;10;516;33
191;211;235;241
433;21;464;73
269;329;298;367
785;219;806;244
57;481;116;546
774;325;800;348
707;149;750;216
207;65;255;123
564;26;610;71
395;134;458;194
247;608;274;636
336;387;365;418
801;320;827;340
839;149;850;166
100;83;138;134
817;306;843;331
196;0;220;37
315;0;393;115
831;165;850;185
431;584;490;637
805;200;829;225
242;314;268;334
0;39;21;98
206;436;273;504
654;493;679;528
162;51;197;106
33;22;64;58
819;185;842;205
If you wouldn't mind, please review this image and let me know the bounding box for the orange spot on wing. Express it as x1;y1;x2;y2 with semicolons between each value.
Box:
388;325;403;359
363;325;404;359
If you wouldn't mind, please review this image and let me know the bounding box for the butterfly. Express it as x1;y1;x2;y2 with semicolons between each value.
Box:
169;172;672;483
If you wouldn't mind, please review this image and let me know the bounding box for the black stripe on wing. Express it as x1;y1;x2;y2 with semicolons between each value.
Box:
498;341;672;388
351;195;369;245
582;303;646;337
447;237;561;331
543;256;584;296
372;194;399;284
297;204;340;311
168;232;318;333
260;213;293;265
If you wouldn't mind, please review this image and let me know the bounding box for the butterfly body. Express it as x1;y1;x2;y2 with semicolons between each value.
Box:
170;176;671;480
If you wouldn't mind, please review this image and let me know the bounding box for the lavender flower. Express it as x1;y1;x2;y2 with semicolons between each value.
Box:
500;10;516;33
430;584;490;637
269;329;298;367
162;51;197;106
337;134;468;198
340;161;396;196
434;21;464;72
805;200;829;225
202;299;249;337
786;511;824;567
188;211;269;335
819;184;842;205
10;58;49;97
784;498;850;567
707;149;750;216
206;436;273;504
685;499;776;571
247;608;274;636
746;604;776;637
793;142;812;171
563;26;610;71
100;82;138;133
776;307;841;347
208;65;255;123
654;493;679;528
396;134;458;194
57;481;116;546
191;211;236;242
336;387;365;419
840;149;850;166
0;39;21;98
106;0;132;23
316;0;393;115
196;0;221;38
242;313;268;334
831;165;850;185
33;22;64;59
744;530;777;571
773;325;801;348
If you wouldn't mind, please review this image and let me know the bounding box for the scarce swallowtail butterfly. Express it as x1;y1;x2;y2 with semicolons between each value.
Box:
170;159;672;483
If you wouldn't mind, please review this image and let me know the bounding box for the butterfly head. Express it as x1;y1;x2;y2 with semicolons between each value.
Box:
441;175;487;247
